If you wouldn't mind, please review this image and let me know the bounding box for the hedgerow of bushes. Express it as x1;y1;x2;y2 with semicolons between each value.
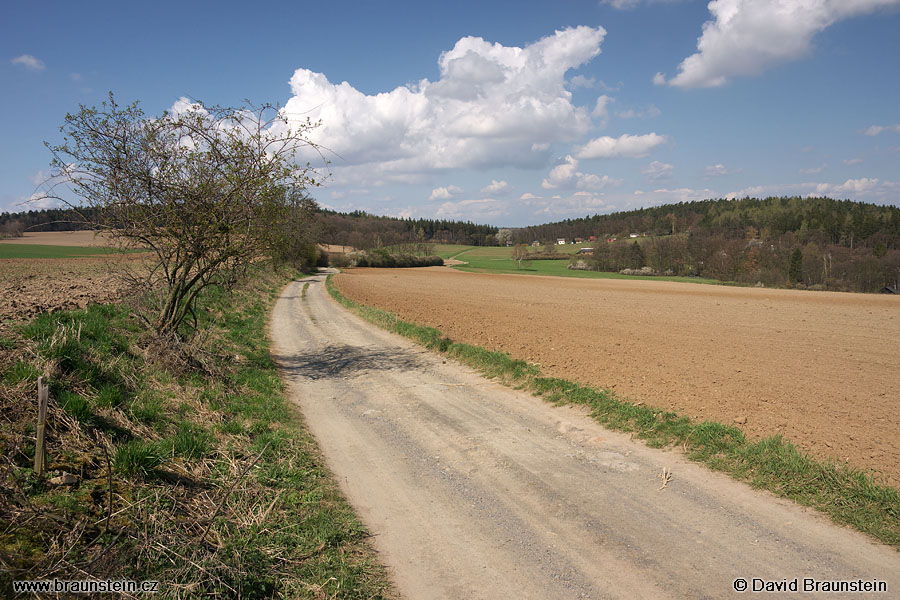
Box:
350;250;444;268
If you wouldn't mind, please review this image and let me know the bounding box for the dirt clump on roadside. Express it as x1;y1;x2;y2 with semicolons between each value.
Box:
334;267;900;488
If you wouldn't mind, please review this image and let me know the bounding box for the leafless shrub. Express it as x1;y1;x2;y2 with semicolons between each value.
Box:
40;93;325;337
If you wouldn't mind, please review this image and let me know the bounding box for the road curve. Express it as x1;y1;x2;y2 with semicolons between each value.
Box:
269;271;899;600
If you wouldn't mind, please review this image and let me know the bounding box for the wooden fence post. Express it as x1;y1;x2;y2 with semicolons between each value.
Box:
34;377;48;476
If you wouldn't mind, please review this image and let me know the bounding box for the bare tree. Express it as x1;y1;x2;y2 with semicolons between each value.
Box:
511;244;532;270
42;93;323;336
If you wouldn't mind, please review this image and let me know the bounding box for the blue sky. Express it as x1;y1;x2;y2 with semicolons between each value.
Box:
3;0;899;227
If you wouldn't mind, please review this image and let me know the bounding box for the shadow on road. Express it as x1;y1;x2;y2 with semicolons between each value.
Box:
274;344;426;380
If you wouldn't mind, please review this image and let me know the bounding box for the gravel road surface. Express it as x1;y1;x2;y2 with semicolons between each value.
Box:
270;271;900;599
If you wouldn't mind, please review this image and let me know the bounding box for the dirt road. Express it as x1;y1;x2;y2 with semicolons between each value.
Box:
270;272;900;599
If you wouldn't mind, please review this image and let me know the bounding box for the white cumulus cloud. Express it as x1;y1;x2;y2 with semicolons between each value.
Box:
726;178;900;203
592;94;613;127
522;190;610;218
705;163;741;176
601;0;686;9
864;124;900;136
542;156;579;189
282;26;606;180
436;197;509;220
668;0;900;88
428;185;463;201
9;54;47;71
11;54;45;71
480;180;510;196
569;75;596;89
575;133;667;159
641;187;716;206
578;173;623;191
9;192;60;212
643;160;674;182
615;104;661;119
817;177;880;195
542;156;623;191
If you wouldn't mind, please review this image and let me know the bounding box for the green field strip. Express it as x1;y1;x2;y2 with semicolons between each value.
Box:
0;243;125;259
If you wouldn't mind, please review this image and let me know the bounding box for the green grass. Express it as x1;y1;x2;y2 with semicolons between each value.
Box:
170;422;213;459
0;243;126;259
113;439;165;476
530;243;594;255
2;360;41;384
96;383;125;408
57;389;95;424
449;245;721;284
430;244;477;259
379;243;721;285
326;274;900;548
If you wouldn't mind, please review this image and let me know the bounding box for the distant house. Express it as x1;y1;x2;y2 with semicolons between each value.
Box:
607;237;616;243
574;237;584;243
557;238;566;245
589;235;596;241
629;233;639;238
531;240;540;247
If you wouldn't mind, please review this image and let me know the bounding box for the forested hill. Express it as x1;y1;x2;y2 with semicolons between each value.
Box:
0;207;99;235
315;209;500;248
534;197;900;293
6;196;900;255
512;197;900;248
0;206;500;247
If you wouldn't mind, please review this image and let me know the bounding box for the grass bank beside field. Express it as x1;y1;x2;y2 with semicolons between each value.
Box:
0;266;393;598
432;244;722;284
325;273;900;549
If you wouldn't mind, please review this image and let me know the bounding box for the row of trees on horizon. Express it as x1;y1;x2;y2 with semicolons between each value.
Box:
512;197;900;249
316;210;500;248
551;197;900;293
4;196;900;292
0;207;502;249
578;230;899;293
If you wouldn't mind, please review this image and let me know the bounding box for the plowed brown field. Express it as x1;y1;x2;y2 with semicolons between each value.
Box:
0;256;140;321
334;267;900;487
0;231;111;246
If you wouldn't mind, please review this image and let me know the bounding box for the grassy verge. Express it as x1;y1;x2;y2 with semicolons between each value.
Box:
326;274;900;548
444;245;722;284
0;266;393;598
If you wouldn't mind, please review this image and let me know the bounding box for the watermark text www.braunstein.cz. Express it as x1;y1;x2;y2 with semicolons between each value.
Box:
13;579;159;594
733;577;888;594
